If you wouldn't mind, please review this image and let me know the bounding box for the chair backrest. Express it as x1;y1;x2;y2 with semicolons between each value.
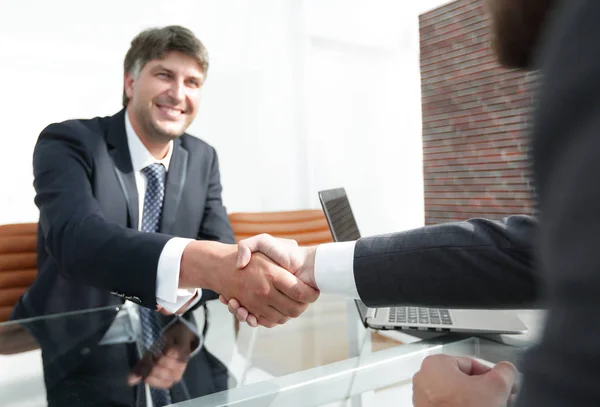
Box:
228;209;333;246
0;223;38;323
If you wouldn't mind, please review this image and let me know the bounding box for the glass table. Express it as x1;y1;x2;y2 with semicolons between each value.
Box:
0;295;542;407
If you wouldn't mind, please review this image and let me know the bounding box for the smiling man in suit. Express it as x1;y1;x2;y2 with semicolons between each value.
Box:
12;25;318;407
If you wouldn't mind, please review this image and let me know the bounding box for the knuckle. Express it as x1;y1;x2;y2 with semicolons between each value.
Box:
253;286;269;298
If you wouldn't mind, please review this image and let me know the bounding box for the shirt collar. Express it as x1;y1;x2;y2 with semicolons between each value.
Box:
124;109;173;172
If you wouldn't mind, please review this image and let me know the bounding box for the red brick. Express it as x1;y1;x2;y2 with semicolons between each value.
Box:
420;0;534;224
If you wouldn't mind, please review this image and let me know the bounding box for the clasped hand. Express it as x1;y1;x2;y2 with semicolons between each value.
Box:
218;234;318;328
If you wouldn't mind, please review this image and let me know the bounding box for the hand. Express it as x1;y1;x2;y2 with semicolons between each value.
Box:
219;234;318;327
412;355;518;407
236;234;317;287
179;240;319;327
127;320;199;389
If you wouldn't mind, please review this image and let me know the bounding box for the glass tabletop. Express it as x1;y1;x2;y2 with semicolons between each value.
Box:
0;296;539;407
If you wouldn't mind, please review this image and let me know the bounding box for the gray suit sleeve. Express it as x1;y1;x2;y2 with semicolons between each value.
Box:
354;215;541;309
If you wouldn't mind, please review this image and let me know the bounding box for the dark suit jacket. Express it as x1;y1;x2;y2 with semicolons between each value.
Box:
12;108;235;405
355;1;600;405
354;215;541;309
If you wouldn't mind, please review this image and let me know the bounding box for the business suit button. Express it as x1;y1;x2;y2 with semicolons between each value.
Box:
80;347;90;356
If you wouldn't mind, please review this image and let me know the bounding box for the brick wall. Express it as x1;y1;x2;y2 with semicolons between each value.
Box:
419;0;536;225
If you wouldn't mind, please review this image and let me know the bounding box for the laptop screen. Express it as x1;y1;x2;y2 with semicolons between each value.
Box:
318;188;361;242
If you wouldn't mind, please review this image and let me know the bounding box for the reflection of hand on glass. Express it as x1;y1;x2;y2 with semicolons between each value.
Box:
156;292;199;316
127;319;199;390
412;355;518;407
218;234;319;328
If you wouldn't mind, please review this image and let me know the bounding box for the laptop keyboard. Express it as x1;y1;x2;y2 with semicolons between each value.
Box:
388;307;453;325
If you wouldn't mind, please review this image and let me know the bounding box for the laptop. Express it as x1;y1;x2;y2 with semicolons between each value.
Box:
318;187;528;335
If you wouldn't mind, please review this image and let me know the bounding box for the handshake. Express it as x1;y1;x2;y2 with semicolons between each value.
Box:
178;234;319;328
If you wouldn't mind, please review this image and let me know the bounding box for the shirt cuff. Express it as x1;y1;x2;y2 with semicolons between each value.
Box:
156;237;201;313
314;241;360;298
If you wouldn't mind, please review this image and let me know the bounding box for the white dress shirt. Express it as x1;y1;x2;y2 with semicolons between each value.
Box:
124;111;201;312
314;241;360;298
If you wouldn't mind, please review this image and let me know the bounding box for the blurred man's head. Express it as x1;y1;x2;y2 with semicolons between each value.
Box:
486;0;557;69
123;25;208;144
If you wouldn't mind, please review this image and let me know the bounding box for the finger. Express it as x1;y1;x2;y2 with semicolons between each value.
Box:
229;299;241;310
454;357;493;376
264;287;309;320
256;316;277;328
156;356;186;382
127;374;142;386
258;301;291;325
239;234;298;270
228;299;241;316
247;314;258;327
236;306;249;322
219;295;228;305
272;271;320;303
485;361;518;394
145;366;178;389
129;351;157;383
159;308;173;316
157;349;188;370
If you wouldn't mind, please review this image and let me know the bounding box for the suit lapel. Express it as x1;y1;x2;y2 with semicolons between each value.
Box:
160;138;188;235
106;109;139;230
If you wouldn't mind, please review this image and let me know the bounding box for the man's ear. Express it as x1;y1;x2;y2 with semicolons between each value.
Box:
124;72;135;100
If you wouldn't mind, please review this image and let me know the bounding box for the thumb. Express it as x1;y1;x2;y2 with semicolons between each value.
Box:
236;243;252;268
236;234;274;268
483;361;518;396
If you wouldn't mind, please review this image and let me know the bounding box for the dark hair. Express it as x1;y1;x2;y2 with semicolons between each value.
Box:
122;25;209;106
487;0;556;70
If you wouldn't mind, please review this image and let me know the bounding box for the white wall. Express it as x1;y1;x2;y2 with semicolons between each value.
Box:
0;0;453;236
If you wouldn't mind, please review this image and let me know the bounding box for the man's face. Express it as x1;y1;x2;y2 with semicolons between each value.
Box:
125;51;205;142
485;0;555;69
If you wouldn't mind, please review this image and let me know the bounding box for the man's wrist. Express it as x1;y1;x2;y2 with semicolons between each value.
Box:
300;246;318;288
179;240;237;292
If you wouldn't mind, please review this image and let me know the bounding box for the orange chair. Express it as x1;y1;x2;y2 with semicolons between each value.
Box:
0;212;331;323
228;209;333;245
0;223;38;323
0;223;39;355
